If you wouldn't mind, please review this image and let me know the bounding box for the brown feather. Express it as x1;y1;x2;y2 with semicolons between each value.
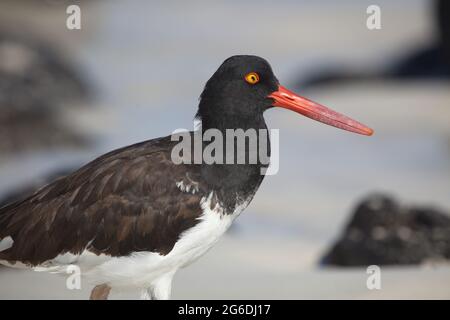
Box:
0;135;206;265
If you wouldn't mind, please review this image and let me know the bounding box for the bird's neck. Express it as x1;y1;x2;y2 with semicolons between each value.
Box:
198;112;271;164
198;114;270;213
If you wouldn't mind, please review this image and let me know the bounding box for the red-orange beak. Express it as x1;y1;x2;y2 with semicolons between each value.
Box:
268;85;373;136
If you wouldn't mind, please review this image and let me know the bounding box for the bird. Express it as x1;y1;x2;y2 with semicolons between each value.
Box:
0;55;373;300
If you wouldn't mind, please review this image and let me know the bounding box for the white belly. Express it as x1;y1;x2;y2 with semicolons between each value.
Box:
79;193;247;289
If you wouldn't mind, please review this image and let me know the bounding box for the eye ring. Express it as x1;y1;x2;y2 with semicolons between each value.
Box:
244;72;260;85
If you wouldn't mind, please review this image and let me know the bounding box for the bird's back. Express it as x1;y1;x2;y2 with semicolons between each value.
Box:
0;135;207;267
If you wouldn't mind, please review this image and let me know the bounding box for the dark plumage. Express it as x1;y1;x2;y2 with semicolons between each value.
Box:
0;136;207;264
0;56;280;268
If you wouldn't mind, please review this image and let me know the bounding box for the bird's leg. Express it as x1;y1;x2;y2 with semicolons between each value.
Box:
140;273;174;300
140;288;153;300
89;284;111;300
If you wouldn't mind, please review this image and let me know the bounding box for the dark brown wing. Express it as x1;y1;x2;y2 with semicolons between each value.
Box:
0;135;206;266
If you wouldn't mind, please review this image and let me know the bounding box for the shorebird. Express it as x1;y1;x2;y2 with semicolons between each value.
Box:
0;55;373;299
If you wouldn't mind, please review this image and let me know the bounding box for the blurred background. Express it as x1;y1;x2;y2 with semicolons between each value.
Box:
0;0;449;299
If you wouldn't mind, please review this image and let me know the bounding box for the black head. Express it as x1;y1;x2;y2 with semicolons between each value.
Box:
196;55;279;130
196;55;374;136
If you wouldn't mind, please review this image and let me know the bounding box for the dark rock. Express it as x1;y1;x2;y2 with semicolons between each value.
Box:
0;36;89;112
296;0;450;89
321;194;450;266
0;29;91;155
0;107;88;153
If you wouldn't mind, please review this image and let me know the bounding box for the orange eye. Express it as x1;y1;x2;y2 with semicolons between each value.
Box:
244;72;260;84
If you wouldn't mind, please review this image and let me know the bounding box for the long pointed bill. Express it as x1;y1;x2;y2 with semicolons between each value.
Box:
268;85;373;136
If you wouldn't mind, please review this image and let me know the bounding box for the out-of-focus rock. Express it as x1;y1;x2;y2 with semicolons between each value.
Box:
0;29;90;155
296;0;450;89
0;31;89;109
321;194;450;266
